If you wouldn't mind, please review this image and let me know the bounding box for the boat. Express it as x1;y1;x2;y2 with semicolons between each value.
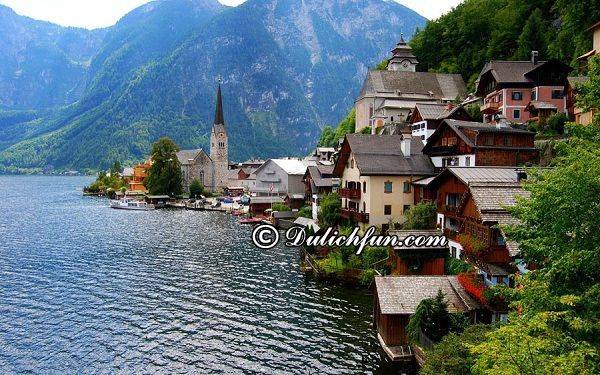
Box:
239;217;264;225
109;198;155;211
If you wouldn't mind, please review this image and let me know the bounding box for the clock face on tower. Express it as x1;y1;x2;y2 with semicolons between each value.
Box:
402;61;409;69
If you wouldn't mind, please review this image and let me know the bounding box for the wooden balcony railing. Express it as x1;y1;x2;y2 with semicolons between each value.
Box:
339;187;361;199
341;209;369;223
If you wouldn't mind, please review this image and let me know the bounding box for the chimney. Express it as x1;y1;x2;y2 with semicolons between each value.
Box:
446;102;455;111
401;134;412;157
531;50;539;65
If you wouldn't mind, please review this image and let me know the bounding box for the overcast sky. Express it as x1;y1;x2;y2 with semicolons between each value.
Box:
0;0;463;29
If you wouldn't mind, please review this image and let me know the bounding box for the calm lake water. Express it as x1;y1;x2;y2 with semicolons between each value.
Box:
0;176;399;374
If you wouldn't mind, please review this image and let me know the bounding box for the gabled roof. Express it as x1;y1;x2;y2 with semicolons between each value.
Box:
412;103;470;122
255;159;307;176
337;134;435;176
422;119;536;154
475;59;571;95
375;276;482;315
176;149;210;165
305;165;337;188
358;70;466;101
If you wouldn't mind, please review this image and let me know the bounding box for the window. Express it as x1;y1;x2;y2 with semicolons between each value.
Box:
552;89;564;99
362;181;366;193
421;135;425;140
384;205;392;215
513;109;521;119
447;137;457;146
465;156;471;166
384;181;393;194
511;91;522;101
350;159;354;169
403;205;411;213
403;181;411;193
498;93;503;102
441;138;448;146
446;193;459;208
531;90;537;100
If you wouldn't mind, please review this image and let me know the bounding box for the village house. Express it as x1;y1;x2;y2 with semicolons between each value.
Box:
177;85;229;193
252;158;307;198
128;160;152;193
227;166;257;192
386;229;448;276
355;37;467;134
476;51;571;124
333;133;434;232
303;162;340;220
577;20;600;71
422;119;539;170
408;103;472;143
415;167;530;321
374;276;482;362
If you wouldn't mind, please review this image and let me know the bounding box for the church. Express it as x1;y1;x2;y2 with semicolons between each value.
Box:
355;35;467;134
177;85;229;194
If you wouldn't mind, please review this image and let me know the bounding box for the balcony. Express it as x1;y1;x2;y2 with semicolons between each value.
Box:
339;187;361;199
426;145;458;156
341;209;370;223
480;101;500;114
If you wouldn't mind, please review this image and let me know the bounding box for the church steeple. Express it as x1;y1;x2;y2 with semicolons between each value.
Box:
214;83;224;125
388;33;418;72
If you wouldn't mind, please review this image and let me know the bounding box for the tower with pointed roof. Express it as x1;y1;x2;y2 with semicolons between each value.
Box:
210;84;229;191
387;34;418;72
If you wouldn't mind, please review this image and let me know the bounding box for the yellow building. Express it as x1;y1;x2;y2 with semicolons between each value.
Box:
572;20;600;124
333;133;435;232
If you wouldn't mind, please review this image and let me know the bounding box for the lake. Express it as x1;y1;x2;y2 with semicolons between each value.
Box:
0;176;400;374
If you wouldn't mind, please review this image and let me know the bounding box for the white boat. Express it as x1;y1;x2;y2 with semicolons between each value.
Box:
109;198;155;211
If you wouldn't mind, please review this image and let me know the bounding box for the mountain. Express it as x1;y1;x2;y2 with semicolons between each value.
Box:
0;0;426;171
0;5;106;110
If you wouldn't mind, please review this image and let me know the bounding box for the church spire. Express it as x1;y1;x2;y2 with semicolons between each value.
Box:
214;83;224;125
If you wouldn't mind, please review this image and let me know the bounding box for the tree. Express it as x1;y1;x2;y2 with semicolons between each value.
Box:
318;192;341;227
577;55;600;118
420;325;493;375
317;109;356;148
189;178;204;198
296;206;312;219
110;160;123;176
403;202;437;230
515;8;549;60
407;290;453;343
145;137;183;196
271;202;290;212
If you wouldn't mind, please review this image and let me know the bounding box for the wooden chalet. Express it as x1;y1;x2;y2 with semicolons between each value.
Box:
422;119;539;171
387;230;447;275
374;276;482;362
408;103;472;144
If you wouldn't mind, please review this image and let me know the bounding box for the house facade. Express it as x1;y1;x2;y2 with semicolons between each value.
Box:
408;103;472;143
252;159;307;197
476;52;571;124
303;163;340;220
355;38;466;134
333;134;434;231
422;119;539;170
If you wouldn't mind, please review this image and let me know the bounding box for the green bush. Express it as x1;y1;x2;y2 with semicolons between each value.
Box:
362;247;388;268
445;256;472;275
271;202;290;212
296;206;312;219
189;178;204;198
403;202;437;230
359;269;376;286
318;192;341;227
348;254;363;269
546;112;568;134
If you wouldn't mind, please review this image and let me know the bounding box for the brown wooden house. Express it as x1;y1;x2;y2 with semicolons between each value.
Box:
387;230;447;275
374;276;481;361
422;119;539;172
408;103;472;144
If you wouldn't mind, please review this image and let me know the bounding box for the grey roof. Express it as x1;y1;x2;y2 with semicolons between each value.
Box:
447;167;521;185
412;176;435;186
293;217;321;232
375;276;482;315
121;167;134;177
479;61;547;84
478;262;510;276
306;165;337;188
249;196;285;204
359;70;466;100
346;134;435;176
470;183;530;213
414;103;454;120
214;84;225;125
176;149;209;165
527;101;557;110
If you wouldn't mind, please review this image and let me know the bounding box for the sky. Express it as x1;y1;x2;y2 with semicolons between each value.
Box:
0;0;463;29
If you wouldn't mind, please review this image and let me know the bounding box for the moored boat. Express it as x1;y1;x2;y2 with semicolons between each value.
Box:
109;198;155;211
239;217;264;225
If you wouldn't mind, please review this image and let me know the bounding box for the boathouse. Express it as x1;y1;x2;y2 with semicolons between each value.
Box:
373;276;481;361
387;230;448;275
